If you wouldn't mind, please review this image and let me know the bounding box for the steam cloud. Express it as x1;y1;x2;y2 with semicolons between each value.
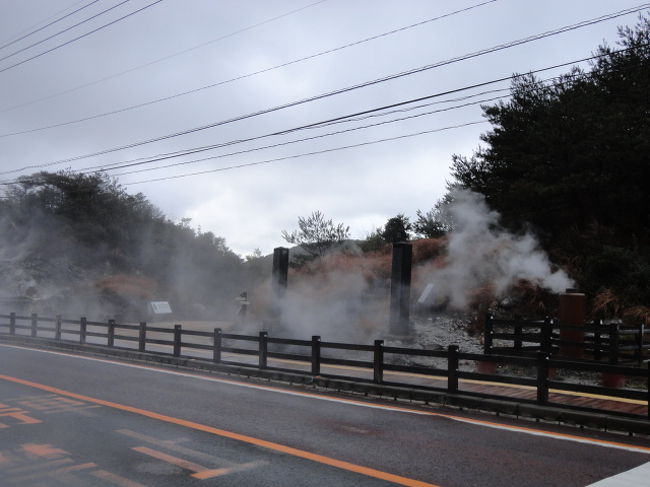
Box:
421;189;574;309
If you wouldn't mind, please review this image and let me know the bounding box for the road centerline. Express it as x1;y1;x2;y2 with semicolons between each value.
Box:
0;372;440;487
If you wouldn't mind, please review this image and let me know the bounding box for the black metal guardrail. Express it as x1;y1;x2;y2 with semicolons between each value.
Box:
1;312;649;420
484;314;650;364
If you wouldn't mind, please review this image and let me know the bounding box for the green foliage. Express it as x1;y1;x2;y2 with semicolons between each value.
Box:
414;194;455;238
360;228;388;253
449;16;650;309
281;210;350;259
380;214;411;243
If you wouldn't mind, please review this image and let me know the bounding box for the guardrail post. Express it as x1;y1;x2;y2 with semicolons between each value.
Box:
55;314;62;341
636;323;644;365
448;345;459;393
9;312;15;335
79;317;87;344
609;322;619;365
536;352;550;405
213;328;222;363
593;319;602;361
173;325;182;357
311;335;321;376
138;322;147;352
259;331;268;369
107;319;115;347
30;313;37;338
541;317;552;354
373;340;384;384
484;314;493;354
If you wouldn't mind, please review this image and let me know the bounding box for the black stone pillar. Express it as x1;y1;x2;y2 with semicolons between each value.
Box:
389;242;412;335
272;247;289;299
269;247;289;328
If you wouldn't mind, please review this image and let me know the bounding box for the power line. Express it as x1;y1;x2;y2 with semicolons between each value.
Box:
0;0;132;63
89;69;601;177
0;0;497;130
0;64;616;190
0;0;164;75
0;0;101;51
2;42;642;179
0;0;331;113
109;99;504;177
124;120;488;185
0;1;646;146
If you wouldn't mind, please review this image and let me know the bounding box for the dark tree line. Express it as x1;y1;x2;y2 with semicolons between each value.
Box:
0;171;258;319
448;16;650;308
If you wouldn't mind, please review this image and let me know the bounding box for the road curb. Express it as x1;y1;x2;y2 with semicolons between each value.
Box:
2;334;649;435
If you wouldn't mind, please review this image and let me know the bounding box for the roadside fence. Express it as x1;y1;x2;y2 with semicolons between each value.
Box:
1;312;648;420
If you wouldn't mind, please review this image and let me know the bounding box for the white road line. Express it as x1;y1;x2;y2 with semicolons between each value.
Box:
587;461;650;486
2;342;650;455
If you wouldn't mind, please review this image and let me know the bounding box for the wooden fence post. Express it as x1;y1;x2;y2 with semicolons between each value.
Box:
79;317;87;344
536;352;550;404
647;361;650;420
514;323;523;353
311;335;321;376
31;313;37;338
609;322;619;365
484;314;493;354
55;315;62;341
173;325;182;357
213;328;222;363
107;319;115;347
541;317;553;354
447;345;459;393
593;319;602;361
138;322;147;352
373;340;384;384
636;323;645;365
9;312;15;335
259;331;268;369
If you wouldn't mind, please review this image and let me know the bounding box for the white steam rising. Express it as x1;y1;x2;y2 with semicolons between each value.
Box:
423;190;573;309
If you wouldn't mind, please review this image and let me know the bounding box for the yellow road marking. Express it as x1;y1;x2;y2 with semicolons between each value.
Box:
11;461;96;482
132;446;207;474
117;429;239;466
0;374;440;487
91;469;147;487
191;460;266;479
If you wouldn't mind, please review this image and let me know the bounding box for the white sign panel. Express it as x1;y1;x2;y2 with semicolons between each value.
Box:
150;301;172;314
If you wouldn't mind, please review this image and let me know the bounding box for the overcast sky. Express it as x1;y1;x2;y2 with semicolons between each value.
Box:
0;0;647;256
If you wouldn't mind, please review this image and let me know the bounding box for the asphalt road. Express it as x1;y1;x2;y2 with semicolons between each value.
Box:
1;343;649;487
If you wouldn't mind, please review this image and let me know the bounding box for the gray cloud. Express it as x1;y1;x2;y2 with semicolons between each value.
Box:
0;0;644;255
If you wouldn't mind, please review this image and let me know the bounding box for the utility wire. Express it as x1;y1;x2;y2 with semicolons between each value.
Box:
0;0;164;75
0;0;132;63
0;0;330;113
124;120;488;185
0;0;101;51
87;69;601;177
1;42;642;178
0;36;643;183
0;56;642;189
1;59;620;188
0;2;646;146
0;0;497;130
108;98;505;177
